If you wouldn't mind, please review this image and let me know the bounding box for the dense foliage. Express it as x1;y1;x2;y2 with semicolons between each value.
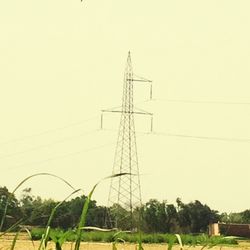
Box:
1;186;247;234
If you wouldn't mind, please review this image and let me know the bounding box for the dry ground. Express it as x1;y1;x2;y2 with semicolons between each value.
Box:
1;234;250;250
1;240;250;250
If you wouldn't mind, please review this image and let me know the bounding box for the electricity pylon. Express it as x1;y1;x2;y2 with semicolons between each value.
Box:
101;52;153;229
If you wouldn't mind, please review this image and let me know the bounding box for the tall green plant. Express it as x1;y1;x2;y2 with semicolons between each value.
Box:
74;173;129;250
38;189;81;250
175;234;183;250
0;173;76;233
9;227;35;250
49;230;73;250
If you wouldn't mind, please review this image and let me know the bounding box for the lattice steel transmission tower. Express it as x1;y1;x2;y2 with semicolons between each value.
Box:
101;52;153;229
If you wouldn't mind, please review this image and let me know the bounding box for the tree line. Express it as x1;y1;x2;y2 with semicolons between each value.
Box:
0;186;249;233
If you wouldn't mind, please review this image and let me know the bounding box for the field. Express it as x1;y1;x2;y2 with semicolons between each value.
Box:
0;174;248;250
0;233;250;250
0;240;169;250
0;239;250;250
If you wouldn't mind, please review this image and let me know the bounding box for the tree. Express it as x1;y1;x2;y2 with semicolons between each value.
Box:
0;186;22;230
110;203;131;230
177;199;219;233
29;198;57;226
220;212;243;224
19;188;35;223
142;199;178;233
241;210;250;224
87;205;107;228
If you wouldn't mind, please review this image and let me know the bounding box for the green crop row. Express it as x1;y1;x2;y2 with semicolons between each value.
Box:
30;227;238;245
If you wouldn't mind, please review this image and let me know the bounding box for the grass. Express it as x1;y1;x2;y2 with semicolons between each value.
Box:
0;172;131;250
30;228;238;245
0;172;240;250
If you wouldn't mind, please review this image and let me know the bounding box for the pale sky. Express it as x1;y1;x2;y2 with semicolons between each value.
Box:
1;0;250;213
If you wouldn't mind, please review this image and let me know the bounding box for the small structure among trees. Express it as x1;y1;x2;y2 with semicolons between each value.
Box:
209;222;250;237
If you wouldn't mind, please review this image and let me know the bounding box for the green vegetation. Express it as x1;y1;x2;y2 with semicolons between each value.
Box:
0;186;222;234
220;210;250;224
30;228;238;245
0;172;244;250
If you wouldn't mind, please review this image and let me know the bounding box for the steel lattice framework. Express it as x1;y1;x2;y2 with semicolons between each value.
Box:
108;52;142;218
101;52;152;229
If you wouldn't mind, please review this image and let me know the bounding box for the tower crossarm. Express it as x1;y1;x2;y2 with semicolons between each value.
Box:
101;110;153;116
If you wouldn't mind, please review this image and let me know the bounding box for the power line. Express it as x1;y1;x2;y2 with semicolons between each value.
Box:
0;115;99;147
103;128;250;143
151;131;250;143
153;98;250;106
101;99;153;113
0;129;99;160
5;141;116;171
1;96;249;148
1;99;151;148
4;133;147;172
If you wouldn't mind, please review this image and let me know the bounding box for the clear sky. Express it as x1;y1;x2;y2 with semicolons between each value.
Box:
1;0;250;213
